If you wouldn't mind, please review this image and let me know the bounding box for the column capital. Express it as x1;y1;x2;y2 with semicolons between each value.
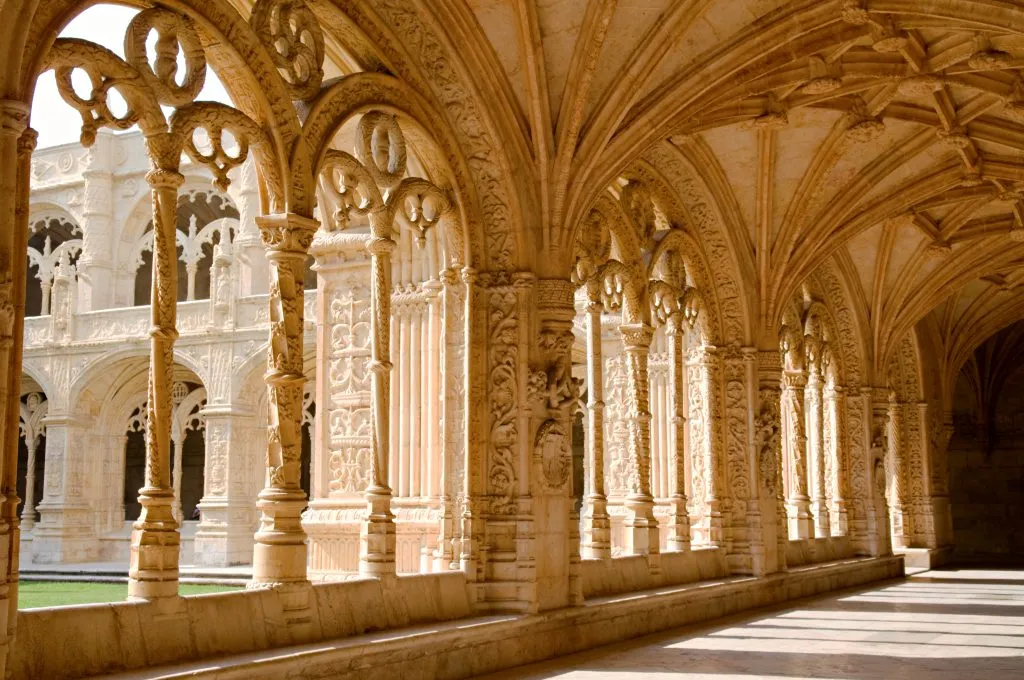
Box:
365;234;397;256
0;100;29;138
782;370;807;389
619;322;653;348
145;168;184;190
256;213;319;253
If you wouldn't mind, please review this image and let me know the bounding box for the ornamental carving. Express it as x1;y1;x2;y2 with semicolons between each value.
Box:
535;419;571;491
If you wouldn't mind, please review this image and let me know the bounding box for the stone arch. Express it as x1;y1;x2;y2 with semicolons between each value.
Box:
302;72;483;269
14;0;312;216
639;142;755;346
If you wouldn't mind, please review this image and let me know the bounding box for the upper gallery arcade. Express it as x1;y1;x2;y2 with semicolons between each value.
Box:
0;0;1021;677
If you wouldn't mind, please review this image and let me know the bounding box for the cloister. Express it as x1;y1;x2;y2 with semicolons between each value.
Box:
0;0;1022;678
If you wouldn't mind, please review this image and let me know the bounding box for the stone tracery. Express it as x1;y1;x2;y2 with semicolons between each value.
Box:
0;0;1022;676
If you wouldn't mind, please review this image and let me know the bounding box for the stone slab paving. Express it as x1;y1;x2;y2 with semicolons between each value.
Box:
480;568;1024;680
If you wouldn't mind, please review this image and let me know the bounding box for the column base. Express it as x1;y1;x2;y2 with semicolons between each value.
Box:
29;504;98;564
193;505;255;567
666;496;691;551
787;497;814;540
128;489;180;600
623;495;659;556
252;488;308;585
359;487;396;577
582;494;611;560
813;499;831;538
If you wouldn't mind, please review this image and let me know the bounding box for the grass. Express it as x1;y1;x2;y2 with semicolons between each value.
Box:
18;581;242;609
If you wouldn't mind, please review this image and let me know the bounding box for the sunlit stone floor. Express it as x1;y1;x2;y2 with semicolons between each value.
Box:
480;568;1024;679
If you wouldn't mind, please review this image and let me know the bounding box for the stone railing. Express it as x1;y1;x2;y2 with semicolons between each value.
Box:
23;291;318;349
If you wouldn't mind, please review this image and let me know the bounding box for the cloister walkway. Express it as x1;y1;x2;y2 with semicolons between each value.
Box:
481;568;1024;680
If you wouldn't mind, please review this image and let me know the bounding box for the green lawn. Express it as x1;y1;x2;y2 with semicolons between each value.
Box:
18;581;242;609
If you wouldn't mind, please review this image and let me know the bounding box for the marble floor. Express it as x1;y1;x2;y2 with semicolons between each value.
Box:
481;568;1024;679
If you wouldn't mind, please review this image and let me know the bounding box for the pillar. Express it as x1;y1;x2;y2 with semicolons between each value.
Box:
886;393;910;550
21;436;38;532
826;385;849;535
619;323;659;556
665;316;690;551
171;438;182;523
194;406;258;566
805;340;830;538
531;280;581;608
582;292;611;559
755;349;787;573
360;233;397;576
0;104;31;664
128;165;184;600
251;213;317;586
77;132;115;311
690;345;725;547
434;268;464;570
780;328;813;540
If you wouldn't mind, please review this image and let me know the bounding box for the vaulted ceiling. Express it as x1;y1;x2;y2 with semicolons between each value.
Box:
445;0;1024;374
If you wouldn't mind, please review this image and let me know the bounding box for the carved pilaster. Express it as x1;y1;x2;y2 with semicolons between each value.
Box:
780;324;813;540
251;213;317;586
826;386;849;535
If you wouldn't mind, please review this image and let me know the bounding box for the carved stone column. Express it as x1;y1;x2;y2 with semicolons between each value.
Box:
0;105;31;654
690;345;724;547
251;213;317;586
582;292;611;559
21;436;38;533
128;166;184;600
886;393;910;550
171;438;182;523
77;132;115;311
360;233;397;577
826;385;849;535
780;327;813;540
434;268;465;570
868;394;892;556
194;406;259;567
530;280;581;608
805;341;829;538
619;323;659;556
755;350;786;574
665;316;691;551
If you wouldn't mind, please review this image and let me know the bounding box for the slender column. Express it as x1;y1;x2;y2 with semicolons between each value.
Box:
410;305;422;497
21;437;38;532
666;316;690;550
185;262;197;302
39;280;51;316
582;294;610;559
805;343;829;538
620;323;658;556
251;214;317;586
458;267;481;580
128;166;184;600
397;307;409;497
425;281;442;499
171;438;182;523
887;393;910;549
827;386;849;535
361;235;397;576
